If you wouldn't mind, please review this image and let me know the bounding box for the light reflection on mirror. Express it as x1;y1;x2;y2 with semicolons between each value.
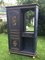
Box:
25;10;35;32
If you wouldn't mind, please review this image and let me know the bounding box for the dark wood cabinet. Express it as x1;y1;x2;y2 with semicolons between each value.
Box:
6;4;38;56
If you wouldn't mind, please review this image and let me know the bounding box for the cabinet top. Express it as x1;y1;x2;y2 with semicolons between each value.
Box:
6;4;38;9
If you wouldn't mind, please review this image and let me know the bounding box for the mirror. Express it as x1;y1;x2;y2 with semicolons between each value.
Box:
25;10;35;32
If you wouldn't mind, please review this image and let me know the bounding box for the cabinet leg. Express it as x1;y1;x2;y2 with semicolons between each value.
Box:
33;56;35;59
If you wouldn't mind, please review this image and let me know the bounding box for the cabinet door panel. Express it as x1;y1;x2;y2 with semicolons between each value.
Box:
8;9;20;30
7;9;21;51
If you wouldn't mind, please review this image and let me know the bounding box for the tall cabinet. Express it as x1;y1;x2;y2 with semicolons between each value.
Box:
6;4;38;56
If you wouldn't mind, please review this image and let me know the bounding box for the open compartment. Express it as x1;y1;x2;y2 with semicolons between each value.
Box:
21;37;35;53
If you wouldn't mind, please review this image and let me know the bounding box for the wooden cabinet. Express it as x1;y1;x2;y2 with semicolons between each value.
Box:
6;4;38;56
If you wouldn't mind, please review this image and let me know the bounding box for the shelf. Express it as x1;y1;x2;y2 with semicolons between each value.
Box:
22;32;34;38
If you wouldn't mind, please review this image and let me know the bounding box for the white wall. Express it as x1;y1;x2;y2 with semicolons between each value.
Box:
0;14;7;22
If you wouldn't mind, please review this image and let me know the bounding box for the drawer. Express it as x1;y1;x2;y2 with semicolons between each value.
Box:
10;34;20;38
10;31;20;35
22;32;34;38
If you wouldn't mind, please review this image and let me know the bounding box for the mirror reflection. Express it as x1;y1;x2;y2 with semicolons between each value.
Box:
25;10;35;32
